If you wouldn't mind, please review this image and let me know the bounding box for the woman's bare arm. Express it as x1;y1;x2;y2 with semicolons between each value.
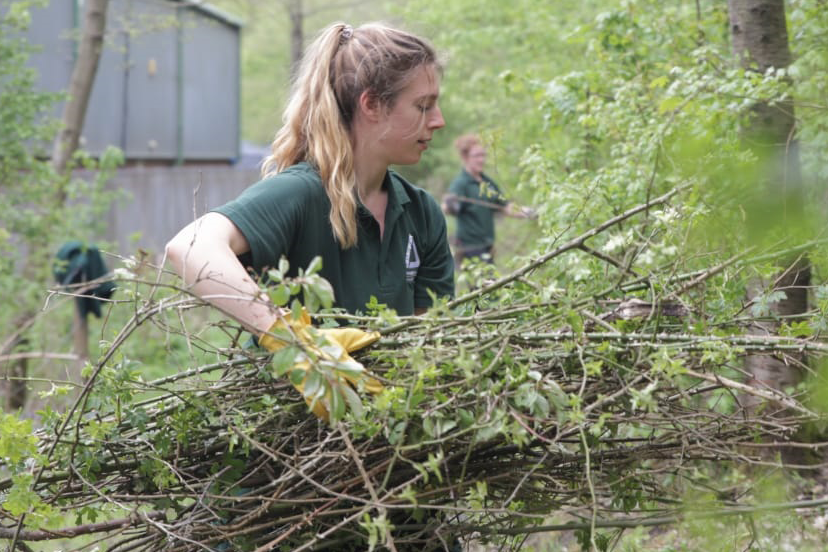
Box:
165;212;277;335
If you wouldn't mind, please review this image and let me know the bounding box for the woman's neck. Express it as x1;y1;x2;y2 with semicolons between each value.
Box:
353;145;388;200
353;159;389;238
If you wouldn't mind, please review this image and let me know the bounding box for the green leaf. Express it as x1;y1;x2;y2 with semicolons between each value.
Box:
303;283;319;312
0;413;38;465
311;277;335;309
584;360;603;376
398;485;418;505
533;394;550;418
334;359;364;379
306;255;323;275
266;268;282;284
341;383;363;418
566;310;584;335
329;385;346;422
781;320;813;338
658;96;682;113
387;421;406;445
475;425;499;443
271;346;300;377
359;512;380;551
3;474;37;517
437;419;457;436
412;461;430;484
269;284;291;307
425;452;444;484
422;415;434;438
290;299;303;320
458;408;475;428
289;367;307;387
302;368;322;399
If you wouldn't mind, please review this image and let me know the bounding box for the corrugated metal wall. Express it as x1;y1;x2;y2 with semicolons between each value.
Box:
25;0;241;162
105;165;261;255
181;8;240;159
25;0;75;121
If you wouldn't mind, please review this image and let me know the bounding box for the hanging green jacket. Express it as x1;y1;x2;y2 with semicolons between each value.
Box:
53;241;116;319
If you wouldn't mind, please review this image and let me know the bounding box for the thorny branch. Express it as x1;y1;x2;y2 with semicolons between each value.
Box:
2;186;827;551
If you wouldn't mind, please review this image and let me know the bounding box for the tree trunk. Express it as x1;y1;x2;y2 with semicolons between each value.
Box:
288;0;304;79
729;0;801;190
57;0;109;362
729;0;810;454
52;0;109;182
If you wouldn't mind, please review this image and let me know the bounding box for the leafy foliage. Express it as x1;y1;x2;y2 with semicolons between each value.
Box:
0;0;123;355
1;197;825;549
3;0;828;550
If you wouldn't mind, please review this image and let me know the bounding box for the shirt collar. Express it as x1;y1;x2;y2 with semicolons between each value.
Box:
356;171;410;215
387;170;410;210
465;167;491;181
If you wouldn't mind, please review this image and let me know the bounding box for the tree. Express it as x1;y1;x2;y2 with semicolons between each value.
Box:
286;0;303;75
3;1;828;550
0;0;119;411
728;0;811;421
51;0;109;181
53;0;110;368
283;0;375;75
0;0;56;411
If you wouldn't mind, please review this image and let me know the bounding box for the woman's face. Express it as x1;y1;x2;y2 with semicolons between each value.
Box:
463;145;487;177
376;65;445;166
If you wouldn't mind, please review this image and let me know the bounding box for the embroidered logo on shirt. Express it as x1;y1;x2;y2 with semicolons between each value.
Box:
405;234;420;283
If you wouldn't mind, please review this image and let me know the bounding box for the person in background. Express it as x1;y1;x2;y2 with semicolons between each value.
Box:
165;22;454;420
442;134;536;267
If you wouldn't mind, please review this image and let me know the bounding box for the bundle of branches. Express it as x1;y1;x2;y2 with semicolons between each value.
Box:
2;190;826;552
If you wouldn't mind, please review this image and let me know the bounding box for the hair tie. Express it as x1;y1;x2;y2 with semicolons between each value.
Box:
340;25;353;44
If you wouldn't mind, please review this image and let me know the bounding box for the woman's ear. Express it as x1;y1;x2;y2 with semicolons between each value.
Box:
356;90;382;123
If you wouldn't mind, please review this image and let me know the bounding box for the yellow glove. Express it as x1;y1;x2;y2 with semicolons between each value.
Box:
259;309;383;421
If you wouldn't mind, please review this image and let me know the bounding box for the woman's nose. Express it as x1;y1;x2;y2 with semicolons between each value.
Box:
429;105;445;130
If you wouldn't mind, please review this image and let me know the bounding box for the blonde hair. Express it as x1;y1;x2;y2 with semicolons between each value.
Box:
454;133;482;159
261;22;440;248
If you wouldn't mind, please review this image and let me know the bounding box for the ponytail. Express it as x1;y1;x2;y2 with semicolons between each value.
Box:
262;24;356;247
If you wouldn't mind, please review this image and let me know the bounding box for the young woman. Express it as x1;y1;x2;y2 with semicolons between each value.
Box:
166;22;454;338
442;134;535;267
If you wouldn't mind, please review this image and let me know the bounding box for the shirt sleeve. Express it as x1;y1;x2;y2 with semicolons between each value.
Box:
211;173;310;276
447;175;470;214
414;194;455;308
482;176;509;207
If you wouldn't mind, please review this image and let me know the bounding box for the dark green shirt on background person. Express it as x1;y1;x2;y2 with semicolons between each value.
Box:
447;169;509;253
214;162;454;315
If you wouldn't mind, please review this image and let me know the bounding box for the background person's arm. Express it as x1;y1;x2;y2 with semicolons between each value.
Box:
502;202;538;219
441;193;461;215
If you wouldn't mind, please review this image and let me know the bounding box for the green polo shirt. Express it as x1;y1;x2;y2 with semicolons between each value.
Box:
448;169;508;249
213;162;454;315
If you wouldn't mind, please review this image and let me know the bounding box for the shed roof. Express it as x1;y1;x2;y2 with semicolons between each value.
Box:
174;0;245;29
